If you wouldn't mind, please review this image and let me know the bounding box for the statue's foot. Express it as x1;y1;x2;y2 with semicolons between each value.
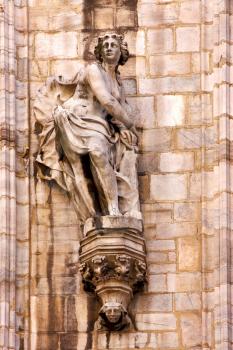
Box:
124;210;142;220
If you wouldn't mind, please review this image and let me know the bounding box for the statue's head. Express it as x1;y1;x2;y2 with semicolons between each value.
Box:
99;302;126;324
94;33;129;66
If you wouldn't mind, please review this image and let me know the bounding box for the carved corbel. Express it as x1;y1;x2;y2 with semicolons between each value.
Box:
79;216;147;331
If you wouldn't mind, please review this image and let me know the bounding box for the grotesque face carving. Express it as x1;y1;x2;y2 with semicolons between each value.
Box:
100;302;125;324
101;37;121;65
96;301;131;331
104;303;122;324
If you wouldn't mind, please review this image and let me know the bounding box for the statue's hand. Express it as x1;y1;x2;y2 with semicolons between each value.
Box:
53;105;64;117
120;129;137;145
53;105;68;123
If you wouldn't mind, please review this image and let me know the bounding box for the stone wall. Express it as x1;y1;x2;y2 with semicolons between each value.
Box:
1;0;233;349
135;1;203;349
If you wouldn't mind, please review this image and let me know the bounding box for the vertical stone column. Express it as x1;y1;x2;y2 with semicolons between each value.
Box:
213;1;233;348
201;0;233;349
0;0;16;348
15;1;30;348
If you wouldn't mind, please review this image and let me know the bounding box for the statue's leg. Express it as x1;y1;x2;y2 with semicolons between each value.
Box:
117;149;141;219
68;158;96;220
89;145;121;216
62;173;94;222
54;112;96;220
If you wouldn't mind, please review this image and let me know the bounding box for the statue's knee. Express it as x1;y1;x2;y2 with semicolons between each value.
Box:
90;149;108;164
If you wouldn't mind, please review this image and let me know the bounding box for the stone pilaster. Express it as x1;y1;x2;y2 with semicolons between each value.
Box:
201;0;233;349
213;1;233;349
0;0;16;348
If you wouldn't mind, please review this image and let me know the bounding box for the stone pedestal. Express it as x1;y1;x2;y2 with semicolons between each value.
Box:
79;216;146;331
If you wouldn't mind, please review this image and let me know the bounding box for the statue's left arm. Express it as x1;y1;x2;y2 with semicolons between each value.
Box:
86;64;134;130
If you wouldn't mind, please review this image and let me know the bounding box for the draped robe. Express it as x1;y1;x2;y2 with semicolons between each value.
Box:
34;65;140;223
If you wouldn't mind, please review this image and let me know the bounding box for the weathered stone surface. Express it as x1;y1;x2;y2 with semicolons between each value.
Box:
160;152;194;172
147;251;167;263
180;313;202;347
176;26;200;52
127;96;155;129
150;54;191;76
174;202;200;222
142;203;172;225
179;0;201;23
139;75;200;94
138;153;159;174
177;128;202;149
139;3;179;26
158;332;179;348
175;293;201;311
51;60;84;79
189;172;202;199
167;272;201;292
148;274;167;293
140;129;171;152
35;32;78;58
178;237;200;271
116;9;136;27
94;8;114;29
149;263;176;274
157;95;185;126
189;94;213;125
147;239;175;252
136;313;176;331
98;331;152;349
133;293;172;312
150;174;188;201
147;29;174;54
156;222;198;239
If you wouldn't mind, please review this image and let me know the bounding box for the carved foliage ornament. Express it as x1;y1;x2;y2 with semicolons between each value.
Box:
79;255;146;292
79;216;147;331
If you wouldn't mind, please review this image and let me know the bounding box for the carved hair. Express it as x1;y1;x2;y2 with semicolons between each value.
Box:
99;301;127;318
94;33;129;66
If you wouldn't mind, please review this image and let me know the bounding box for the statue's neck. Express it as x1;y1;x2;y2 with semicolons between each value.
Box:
102;62;117;77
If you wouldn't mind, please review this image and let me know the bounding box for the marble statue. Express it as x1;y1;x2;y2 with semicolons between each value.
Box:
34;33;141;223
34;33;147;332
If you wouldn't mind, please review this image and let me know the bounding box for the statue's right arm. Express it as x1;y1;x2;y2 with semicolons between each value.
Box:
86;64;134;129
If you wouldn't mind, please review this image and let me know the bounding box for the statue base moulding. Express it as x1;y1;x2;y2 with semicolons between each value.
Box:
79;216;147;331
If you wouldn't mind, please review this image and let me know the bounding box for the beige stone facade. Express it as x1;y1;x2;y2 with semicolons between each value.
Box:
1;0;233;349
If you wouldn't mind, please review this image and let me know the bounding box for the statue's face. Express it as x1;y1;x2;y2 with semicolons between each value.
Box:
105;305;122;323
102;37;121;65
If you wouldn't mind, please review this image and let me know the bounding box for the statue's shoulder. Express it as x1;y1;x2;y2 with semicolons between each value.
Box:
85;62;103;77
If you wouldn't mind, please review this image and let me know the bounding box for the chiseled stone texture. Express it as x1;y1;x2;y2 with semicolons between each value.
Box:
157;95;186;126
